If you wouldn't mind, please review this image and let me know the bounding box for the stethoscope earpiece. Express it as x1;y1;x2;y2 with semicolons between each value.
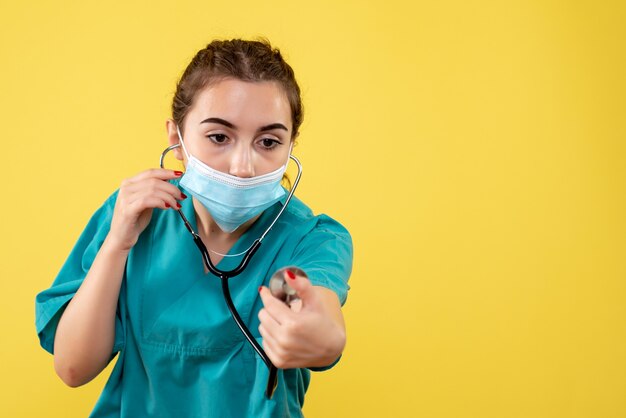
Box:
159;143;181;170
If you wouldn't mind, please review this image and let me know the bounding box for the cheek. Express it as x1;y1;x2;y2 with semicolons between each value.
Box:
255;149;290;175
200;155;231;172
187;142;230;172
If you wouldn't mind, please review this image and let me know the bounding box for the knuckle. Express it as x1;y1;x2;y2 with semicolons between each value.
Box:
276;333;293;350
283;318;299;333
151;168;165;177
271;350;289;368
136;196;149;207
146;178;160;193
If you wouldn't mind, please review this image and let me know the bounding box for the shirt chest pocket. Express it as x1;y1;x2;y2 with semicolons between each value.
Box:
141;278;247;354
133;238;249;355
129;217;279;358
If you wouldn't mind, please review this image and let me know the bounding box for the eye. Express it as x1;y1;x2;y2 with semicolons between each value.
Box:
259;138;281;150
207;134;228;144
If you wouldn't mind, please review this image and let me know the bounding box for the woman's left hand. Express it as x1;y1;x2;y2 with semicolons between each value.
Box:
258;271;346;369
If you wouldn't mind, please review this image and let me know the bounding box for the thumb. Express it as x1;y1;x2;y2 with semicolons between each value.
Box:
284;269;319;311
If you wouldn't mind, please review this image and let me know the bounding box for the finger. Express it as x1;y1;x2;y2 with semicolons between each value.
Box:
127;168;183;184
258;322;280;350
125;177;186;198
152;178;188;200
124;178;187;200
258;328;288;369
127;194;174;213
284;270;319;311
259;286;293;323
127;188;181;210
259;323;274;350
123;178;187;202
288;298;302;313
258;307;281;330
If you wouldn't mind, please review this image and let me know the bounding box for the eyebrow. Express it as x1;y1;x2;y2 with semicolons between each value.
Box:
199;117;288;133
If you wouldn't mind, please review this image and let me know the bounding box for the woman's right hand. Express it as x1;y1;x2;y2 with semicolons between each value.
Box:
54;168;186;387
108;169;186;252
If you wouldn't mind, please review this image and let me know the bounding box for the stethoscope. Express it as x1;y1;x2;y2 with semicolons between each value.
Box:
160;143;302;399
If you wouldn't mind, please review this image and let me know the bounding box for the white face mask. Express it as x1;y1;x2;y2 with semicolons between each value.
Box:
176;127;290;233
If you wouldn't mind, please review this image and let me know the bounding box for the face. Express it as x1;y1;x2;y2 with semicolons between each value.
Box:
168;78;293;178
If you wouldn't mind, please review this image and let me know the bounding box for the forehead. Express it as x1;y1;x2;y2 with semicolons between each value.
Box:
189;78;291;128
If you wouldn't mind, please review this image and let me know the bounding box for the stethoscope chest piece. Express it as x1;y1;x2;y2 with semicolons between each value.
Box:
269;266;305;307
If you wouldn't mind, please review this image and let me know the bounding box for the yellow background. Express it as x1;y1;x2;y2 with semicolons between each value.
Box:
1;0;624;416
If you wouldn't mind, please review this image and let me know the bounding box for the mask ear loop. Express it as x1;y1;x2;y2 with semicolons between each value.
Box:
176;126;192;161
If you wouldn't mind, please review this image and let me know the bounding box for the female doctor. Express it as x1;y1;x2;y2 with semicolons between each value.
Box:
35;38;352;417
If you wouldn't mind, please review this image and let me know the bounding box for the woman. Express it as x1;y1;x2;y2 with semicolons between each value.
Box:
35;38;353;417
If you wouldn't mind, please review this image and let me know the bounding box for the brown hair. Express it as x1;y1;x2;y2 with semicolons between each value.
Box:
172;38;303;140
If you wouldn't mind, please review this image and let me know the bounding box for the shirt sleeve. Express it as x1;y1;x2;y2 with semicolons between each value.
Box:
290;215;353;372
34;190;124;356
291;214;353;306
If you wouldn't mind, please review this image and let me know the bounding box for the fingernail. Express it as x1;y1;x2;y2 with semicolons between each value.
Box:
165;203;171;208
176;203;181;209
180;193;187;199
174;171;183;176
287;270;296;280
258;286;263;292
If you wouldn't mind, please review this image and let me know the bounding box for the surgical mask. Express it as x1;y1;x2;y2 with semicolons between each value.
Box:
176;127;289;233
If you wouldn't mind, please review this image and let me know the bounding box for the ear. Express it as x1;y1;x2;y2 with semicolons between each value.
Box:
165;119;184;161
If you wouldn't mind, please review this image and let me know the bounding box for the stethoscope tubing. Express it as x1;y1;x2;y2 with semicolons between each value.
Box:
159;144;302;398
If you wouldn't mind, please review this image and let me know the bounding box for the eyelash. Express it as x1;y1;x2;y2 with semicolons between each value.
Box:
206;134;282;150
